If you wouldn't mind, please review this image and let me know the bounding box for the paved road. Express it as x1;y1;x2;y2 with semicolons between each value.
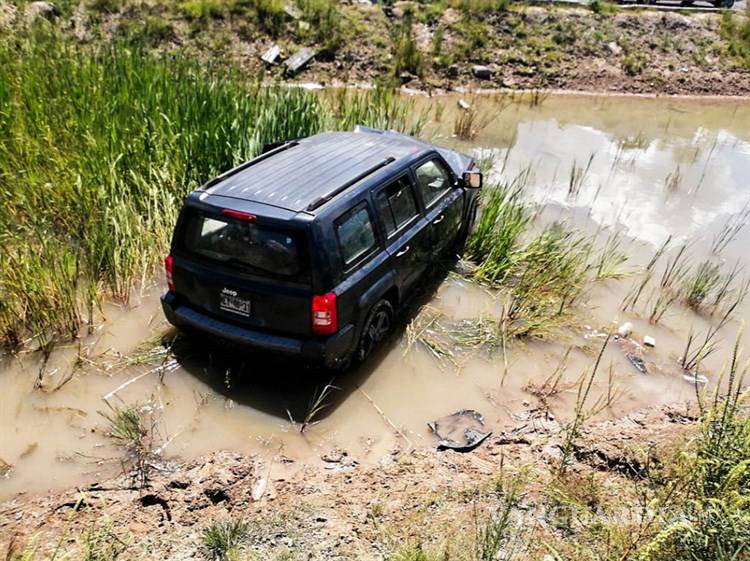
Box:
537;0;746;11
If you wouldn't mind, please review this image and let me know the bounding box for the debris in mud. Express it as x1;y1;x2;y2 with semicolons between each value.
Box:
643;335;656;348
626;353;648;374
510;408;560;436
617;322;633;338
428;409;492;452
321;450;358;472
0;458;12;478
683;373;708;386
457;98;471;111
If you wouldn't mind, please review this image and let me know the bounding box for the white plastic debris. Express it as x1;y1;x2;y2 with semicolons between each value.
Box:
643;335;656;348
457;98;471;111
617;322;633;338
683;374;708;386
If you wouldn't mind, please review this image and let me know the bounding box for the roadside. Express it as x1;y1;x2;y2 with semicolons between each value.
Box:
2;0;750;96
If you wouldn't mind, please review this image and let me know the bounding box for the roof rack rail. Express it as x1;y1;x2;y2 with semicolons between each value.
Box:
305;156;396;212
203;141;300;191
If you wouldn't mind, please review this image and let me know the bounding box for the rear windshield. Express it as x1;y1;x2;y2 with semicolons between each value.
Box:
180;210;307;280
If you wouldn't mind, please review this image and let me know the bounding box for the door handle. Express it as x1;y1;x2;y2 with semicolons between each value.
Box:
396;245;410;257
432;214;445;225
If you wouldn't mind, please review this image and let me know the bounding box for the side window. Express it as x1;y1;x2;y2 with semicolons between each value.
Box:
336;203;376;267
375;176;419;238
414;159;452;208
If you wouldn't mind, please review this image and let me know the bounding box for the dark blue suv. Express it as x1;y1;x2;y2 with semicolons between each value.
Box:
162;127;482;368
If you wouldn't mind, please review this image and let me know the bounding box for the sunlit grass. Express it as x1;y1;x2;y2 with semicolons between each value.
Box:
0;31;425;352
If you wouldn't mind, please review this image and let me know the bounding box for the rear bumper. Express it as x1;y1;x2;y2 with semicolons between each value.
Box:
161;292;355;368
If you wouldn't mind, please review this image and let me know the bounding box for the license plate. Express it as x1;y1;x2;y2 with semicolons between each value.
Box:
219;291;252;317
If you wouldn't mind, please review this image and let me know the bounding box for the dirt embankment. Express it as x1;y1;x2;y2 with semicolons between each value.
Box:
0;405;697;560
3;1;749;96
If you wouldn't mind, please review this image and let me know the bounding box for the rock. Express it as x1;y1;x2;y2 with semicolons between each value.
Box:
607;42;622;56
283;3;302;19
398;71;416;84
285;47;315;74
643;335;656;348
457;98;471;111
447;64;459;78
472;65;492;80
71;3;91;42
252;476;268;501
0;2;18;29
24;1;58;23
392;1;415;17
617;322;633;338
261;44;281;65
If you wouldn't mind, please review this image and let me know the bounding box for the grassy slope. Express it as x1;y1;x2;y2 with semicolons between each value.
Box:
3;0;750;93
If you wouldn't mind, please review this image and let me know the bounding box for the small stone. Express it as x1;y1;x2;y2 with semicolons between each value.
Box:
24;1;58;22
457;98;471;111
472;65;492;80
261;44;281;65
617;322;633;338
398;71;416;84
607;42;622;56
643;335;656;348
0;2;18;29
522;399;530;407
283;3;302;19
285;47;315;74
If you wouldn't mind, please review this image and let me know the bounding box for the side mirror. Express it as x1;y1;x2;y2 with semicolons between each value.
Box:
463;170;483;189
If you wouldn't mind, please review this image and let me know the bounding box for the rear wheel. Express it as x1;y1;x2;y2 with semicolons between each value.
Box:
355;299;394;363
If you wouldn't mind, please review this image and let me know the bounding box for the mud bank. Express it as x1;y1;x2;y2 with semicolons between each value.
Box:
0;404;698;560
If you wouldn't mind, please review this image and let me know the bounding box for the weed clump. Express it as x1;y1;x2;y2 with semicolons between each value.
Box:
101;403;159;488
201;519;251;561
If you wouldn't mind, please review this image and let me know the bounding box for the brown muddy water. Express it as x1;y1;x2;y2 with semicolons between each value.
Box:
2;94;749;500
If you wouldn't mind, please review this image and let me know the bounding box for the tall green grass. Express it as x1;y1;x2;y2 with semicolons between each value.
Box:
0;32;424;353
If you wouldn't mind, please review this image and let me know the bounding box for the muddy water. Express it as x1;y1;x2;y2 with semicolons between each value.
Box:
2;94;750;500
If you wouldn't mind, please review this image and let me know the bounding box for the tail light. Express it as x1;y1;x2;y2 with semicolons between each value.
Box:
222;209;256;222
164;255;175;292
312;293;338;335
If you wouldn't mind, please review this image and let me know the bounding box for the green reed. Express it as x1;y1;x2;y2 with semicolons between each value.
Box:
0;32;424;352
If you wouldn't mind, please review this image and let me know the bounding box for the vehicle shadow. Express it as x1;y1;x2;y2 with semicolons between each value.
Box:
167;259;457;424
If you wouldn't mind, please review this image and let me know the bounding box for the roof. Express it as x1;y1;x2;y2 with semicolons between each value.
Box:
200;131;429;213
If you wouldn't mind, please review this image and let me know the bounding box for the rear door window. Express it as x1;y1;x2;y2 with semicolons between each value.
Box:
181;210;306;279
336;203;376;267
375;176;419;238
414;159;452;208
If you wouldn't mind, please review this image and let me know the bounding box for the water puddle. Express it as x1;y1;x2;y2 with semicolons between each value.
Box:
2;94;749;500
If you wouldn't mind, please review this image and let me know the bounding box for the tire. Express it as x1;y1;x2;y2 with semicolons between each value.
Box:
355;299;394;363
